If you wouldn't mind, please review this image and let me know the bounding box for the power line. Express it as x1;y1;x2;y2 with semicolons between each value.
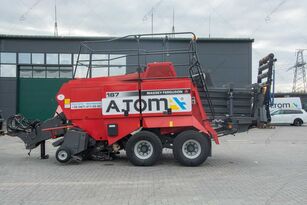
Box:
19;0;43;21
251;0;288;35
264;0;287;22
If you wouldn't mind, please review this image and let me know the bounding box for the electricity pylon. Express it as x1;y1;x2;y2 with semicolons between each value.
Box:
287;49;307;93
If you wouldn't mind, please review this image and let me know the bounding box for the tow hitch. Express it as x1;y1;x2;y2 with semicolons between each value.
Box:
6;114;67;159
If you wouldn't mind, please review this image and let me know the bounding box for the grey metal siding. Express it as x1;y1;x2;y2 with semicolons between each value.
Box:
1;38;252;88
197;41;252;88
0;77;17;118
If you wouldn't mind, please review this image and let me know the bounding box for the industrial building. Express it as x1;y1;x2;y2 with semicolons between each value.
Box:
0;35;253;120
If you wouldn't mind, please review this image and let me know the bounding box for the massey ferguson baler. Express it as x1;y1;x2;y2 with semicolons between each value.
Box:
6;32;276;166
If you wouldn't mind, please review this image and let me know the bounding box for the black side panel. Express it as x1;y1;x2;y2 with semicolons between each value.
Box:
200;88;253;118
60;130;89;155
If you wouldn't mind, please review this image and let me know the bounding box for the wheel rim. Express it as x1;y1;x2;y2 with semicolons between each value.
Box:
58;150;68;161
182;139;201;159
134;140;153;160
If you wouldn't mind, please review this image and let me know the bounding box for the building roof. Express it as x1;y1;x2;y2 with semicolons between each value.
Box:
0;34;254;43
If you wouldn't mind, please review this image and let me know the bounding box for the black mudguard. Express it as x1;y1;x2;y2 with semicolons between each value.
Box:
58;130;89;156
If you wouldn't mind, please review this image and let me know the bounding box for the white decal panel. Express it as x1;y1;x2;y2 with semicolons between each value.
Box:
102;89;191;115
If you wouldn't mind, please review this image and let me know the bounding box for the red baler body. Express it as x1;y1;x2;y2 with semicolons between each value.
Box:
56;62;219;145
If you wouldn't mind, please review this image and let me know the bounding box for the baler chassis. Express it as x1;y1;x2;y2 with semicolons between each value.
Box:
6;32;276;166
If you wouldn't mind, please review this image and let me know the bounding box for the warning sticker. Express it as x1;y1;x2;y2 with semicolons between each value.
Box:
70;101;102;110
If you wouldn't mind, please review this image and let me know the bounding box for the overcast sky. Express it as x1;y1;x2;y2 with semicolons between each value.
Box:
0;0;306;92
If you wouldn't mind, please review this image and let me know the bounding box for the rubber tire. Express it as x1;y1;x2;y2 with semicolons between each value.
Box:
293;118;303;126
126;131;162;166
173;130;210;166
55;147;71;163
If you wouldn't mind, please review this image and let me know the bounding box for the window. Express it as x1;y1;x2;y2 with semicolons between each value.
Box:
18;53;31;64
33;66;46;78
1;52;16;64
0;64;16;77
74;65;88;78
60;54;72;65
47;66;59;78
284;110;303;114
32;53;44;64
73;54;89;65
92;54;108;66
109;54;126;76
92;67;108;77
295;110;303;114
109;66;126;76
47;53;59;64
91;54;108;77
60;67;73;78
19;66;32;78
271;110;284;115
110;54;126;66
